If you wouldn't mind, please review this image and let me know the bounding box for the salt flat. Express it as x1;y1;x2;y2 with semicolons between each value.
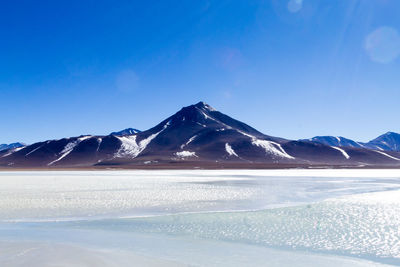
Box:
1;170;400;266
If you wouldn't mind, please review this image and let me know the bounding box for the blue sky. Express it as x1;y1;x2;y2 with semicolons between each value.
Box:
1;0;400;144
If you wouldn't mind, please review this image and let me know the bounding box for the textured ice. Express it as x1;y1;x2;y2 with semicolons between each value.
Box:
75;190;400;264
2;170;400;266
2;169;400;221
0;230;389;267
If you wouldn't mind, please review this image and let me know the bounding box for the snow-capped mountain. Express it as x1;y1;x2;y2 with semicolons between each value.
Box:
1;102;400;168
366;132;400;151
0;142;25;152
304;132;400;152
99;101;296;165
111;128;141;136
301;136;365;149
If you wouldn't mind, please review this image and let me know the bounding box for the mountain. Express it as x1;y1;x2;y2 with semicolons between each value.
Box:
1;102;400;168
301;136;365;149
366;132;400;151
0;142;25;152
102;101;294;165
111;128;141;136
304;132;400;152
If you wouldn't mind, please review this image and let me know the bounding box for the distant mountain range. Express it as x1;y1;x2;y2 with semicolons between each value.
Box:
0;143;25;152
111;128;141;136
1;102;400;168
302;132;400;152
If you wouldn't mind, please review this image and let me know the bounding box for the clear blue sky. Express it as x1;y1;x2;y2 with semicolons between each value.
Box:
1;0;400;144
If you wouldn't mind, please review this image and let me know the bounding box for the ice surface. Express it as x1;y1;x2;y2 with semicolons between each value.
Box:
70;190;399;264
0;241;185;267
1;170;400;266
0;232;389;267
1;169;400;221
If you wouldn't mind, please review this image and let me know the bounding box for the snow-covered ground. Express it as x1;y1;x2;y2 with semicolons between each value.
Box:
1;170;400;266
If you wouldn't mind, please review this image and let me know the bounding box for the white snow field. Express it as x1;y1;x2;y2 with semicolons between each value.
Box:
1;170;400;266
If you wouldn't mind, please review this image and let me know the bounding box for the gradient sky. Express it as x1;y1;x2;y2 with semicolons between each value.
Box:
1;0;400;144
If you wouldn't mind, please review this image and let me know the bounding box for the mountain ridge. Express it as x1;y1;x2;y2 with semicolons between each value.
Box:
0;142;25;152
1;102;400;168
303;132;400;152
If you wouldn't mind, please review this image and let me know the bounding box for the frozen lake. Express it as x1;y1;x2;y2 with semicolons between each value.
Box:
1;170;400;266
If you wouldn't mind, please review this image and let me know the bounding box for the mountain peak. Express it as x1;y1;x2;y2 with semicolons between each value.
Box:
194;101;206;107
111;128;141;136
193;101;216;111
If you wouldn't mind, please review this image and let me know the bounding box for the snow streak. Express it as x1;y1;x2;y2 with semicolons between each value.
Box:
175;151;197;158
1;146;25;158
115;121;170;158
48;136;92;166
225;143;238;157
236;130;294;159
375;150;400;161
331;146;350;159
180;135;198;149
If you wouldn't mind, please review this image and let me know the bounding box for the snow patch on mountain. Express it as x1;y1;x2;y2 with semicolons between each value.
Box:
252;139;294;159
1;146;26;158
115;136;140;158
225;143;238;157
197;107;211;120
331;146;350;159
25;144;45;156
175;151;197;158
115;122;170;158
196;107;232;129
375;151;400;161
236;130;294;159
180;135;198;149
78;136;93;142
96;138;103;152
48;136;92;165
48;142;78;165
